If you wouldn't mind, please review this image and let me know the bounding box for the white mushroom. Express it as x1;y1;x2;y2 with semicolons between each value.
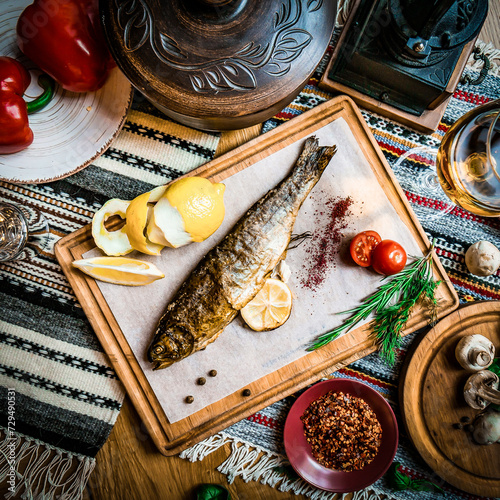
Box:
472;409;500;445
464;370;500;410
465;241;500;276
455;334;496;371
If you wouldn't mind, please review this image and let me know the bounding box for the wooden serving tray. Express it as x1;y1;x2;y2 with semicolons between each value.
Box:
55;96;459;456
399;301;500;498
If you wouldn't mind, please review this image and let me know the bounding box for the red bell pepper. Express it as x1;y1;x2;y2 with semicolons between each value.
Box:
0;56;55;154
16;0;114;93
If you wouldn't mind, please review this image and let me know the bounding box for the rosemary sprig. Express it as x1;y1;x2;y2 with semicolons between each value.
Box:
308;241;440;365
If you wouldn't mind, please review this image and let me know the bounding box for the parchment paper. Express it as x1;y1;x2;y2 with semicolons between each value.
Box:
86;118;422;423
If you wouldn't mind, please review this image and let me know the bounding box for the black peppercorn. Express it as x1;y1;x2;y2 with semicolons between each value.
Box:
452;422;463;430
460;416;471;424
242;389;251;397
197;377;206;385
209;369;217;377
464;424;474;432
185;395;194;404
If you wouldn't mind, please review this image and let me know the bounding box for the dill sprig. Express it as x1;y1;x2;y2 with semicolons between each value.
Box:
308;241;440;365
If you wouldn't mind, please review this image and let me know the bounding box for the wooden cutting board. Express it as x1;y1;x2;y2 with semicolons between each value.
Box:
55;95;459;456
399;301;500;498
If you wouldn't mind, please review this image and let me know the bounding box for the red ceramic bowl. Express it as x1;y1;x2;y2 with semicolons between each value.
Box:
284;378;398;493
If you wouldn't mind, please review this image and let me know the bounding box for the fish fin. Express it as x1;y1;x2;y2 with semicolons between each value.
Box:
195;328;225;351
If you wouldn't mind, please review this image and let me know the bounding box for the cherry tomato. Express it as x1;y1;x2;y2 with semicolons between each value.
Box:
371;240;407;275
349;231;382;267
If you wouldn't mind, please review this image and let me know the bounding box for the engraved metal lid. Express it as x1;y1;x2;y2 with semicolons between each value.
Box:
101;0;336;131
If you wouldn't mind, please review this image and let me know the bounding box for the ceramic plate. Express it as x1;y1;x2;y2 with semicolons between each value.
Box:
0;0;133;184
284;379;398;493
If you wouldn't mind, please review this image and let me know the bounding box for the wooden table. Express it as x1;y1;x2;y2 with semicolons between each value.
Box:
82;10;500;500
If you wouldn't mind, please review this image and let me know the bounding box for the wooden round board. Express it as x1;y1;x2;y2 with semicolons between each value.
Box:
400;301;500;497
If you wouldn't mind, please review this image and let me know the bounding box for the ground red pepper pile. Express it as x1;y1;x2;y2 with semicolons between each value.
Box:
301;390;382;471
299;195;353;291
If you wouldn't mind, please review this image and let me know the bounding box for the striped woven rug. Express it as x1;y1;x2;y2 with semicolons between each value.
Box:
0;99;220;498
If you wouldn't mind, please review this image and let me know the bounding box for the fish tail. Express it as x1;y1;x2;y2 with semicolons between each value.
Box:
293;136;337;187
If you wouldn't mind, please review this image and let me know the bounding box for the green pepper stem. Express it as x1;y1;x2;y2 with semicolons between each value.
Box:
26;74;55;114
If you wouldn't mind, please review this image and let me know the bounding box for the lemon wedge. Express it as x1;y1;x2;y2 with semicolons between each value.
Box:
148;176;225;248
72;256;164;286
92;199;133;256
240;278;292;332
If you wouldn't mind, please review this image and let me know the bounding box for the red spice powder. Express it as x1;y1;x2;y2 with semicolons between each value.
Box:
299;194;353;291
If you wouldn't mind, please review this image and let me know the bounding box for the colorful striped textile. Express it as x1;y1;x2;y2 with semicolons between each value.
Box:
179;50;500;500
0;31;498;500
0;99;220;499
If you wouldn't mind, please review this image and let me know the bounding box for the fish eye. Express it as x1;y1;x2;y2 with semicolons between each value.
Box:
153;345;165;355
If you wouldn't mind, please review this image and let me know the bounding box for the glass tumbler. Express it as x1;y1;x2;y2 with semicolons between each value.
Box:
0;202;29;262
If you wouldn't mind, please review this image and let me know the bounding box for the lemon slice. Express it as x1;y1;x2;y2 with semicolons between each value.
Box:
240;278;292;331
72;256;164;286
92;199;133;256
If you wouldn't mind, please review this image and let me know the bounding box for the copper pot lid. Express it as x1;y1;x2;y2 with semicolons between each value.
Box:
101;0;337;131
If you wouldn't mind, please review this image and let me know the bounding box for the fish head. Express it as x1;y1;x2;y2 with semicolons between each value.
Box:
147;324;194;370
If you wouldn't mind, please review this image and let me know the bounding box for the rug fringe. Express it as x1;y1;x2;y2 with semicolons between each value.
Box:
183;432;399;500
0;427;95;500
178;432;232;462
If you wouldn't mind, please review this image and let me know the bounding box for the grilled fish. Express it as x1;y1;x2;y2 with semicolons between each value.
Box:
148;136;337;370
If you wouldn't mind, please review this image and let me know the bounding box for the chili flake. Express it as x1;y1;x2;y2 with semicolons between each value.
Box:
299;195;353;291
300;390;382;471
